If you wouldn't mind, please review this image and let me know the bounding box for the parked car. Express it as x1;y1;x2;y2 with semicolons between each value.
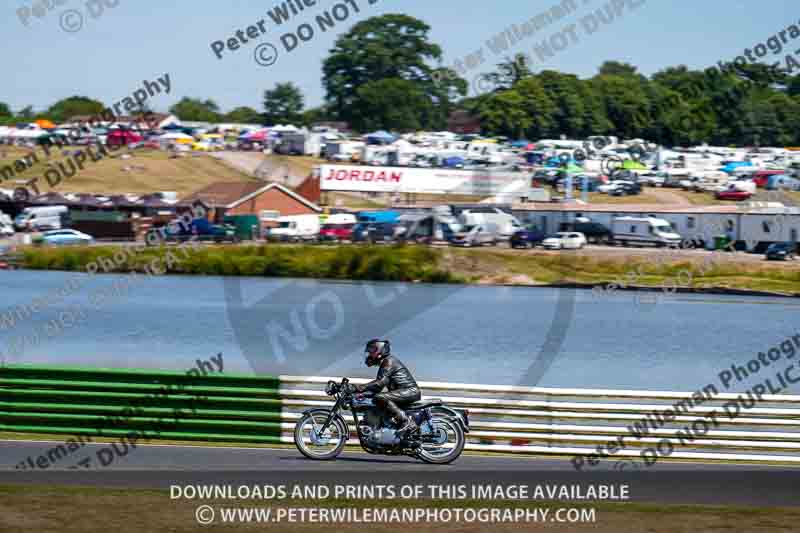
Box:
510;225;547;248
559;222;612;244
352;222;396;243
542;232;587;250
319;223;355;242
765;242;797;261
609;182;642;196
715;189;752;201
40;229;94;246
449;224;500;247
598;180;635;193
318;213;357;243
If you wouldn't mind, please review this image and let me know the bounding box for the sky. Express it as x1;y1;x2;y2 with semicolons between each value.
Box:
2;0;797;115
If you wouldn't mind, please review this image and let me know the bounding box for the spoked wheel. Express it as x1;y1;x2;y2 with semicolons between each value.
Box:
417;415;465;464
294;410;348;460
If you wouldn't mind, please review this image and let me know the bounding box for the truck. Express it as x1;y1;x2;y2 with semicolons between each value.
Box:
14;206;70;232
611;216;682;247
268;214;321;242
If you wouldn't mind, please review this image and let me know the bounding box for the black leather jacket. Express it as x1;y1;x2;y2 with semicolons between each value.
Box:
355;356;418;392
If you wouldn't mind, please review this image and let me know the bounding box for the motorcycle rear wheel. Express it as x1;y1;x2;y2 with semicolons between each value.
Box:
294;411;348;460
417;415;465;464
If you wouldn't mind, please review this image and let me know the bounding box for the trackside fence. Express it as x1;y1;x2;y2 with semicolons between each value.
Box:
2;366;800;466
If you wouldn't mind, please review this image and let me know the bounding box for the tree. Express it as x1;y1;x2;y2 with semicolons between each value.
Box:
353;79;430;132
322;14;466;131
263;82;304;125
169;98;222;122
46;96;105;122
0;102;11;117
300;105;332;127
597;61;640;79
225;106;263;124
475;90;532;139
17;106;35;120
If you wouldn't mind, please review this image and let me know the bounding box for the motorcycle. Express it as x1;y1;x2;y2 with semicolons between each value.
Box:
294;377;469;464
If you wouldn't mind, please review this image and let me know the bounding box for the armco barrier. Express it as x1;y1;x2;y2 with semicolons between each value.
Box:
3;366;800;466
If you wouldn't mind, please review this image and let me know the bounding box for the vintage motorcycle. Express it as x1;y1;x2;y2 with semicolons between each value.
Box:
294;377;469;464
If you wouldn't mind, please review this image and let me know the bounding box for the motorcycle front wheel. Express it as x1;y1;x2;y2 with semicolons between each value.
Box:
294;410;348;460
417;415;465;464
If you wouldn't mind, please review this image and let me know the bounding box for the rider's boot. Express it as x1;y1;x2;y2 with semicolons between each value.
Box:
395;413;418;439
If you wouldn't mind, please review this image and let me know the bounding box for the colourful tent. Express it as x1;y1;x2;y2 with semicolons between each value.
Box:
622;159;648;170
35;119;55;129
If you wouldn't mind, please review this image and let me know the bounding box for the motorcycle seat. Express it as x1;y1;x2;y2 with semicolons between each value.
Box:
406;399;443;410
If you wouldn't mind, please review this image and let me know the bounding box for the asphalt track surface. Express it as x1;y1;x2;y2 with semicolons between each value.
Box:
2;440;799;507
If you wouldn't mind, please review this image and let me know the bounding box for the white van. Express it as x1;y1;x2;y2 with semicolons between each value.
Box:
14;206;70;231
611;216;682;247
268;214;321;242
459;208;522;239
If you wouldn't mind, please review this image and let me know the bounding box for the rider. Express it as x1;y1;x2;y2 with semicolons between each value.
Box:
353;339;421;437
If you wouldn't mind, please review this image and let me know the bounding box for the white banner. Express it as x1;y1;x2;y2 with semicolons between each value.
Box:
320;165;531;196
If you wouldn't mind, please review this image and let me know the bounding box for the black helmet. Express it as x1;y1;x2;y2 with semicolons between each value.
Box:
364;339;390;367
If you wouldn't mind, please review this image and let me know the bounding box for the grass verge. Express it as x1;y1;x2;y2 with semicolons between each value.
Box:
2;484;799;532
15;244;800;295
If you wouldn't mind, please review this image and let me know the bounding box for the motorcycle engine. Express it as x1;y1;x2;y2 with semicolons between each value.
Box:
359;409;400;447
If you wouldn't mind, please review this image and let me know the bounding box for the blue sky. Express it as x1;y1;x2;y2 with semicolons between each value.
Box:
2;0;797;114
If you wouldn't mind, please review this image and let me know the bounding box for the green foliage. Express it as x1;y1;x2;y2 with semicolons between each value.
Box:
470;60;800;146
46;96;106;123
20;245;461;284
263;82;304;125
169;97;222;122
224;106;262;124
322;14;467;132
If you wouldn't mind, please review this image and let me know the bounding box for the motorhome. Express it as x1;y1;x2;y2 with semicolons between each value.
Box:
611;216;682;247
14;205;69;231
268;214;320;242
